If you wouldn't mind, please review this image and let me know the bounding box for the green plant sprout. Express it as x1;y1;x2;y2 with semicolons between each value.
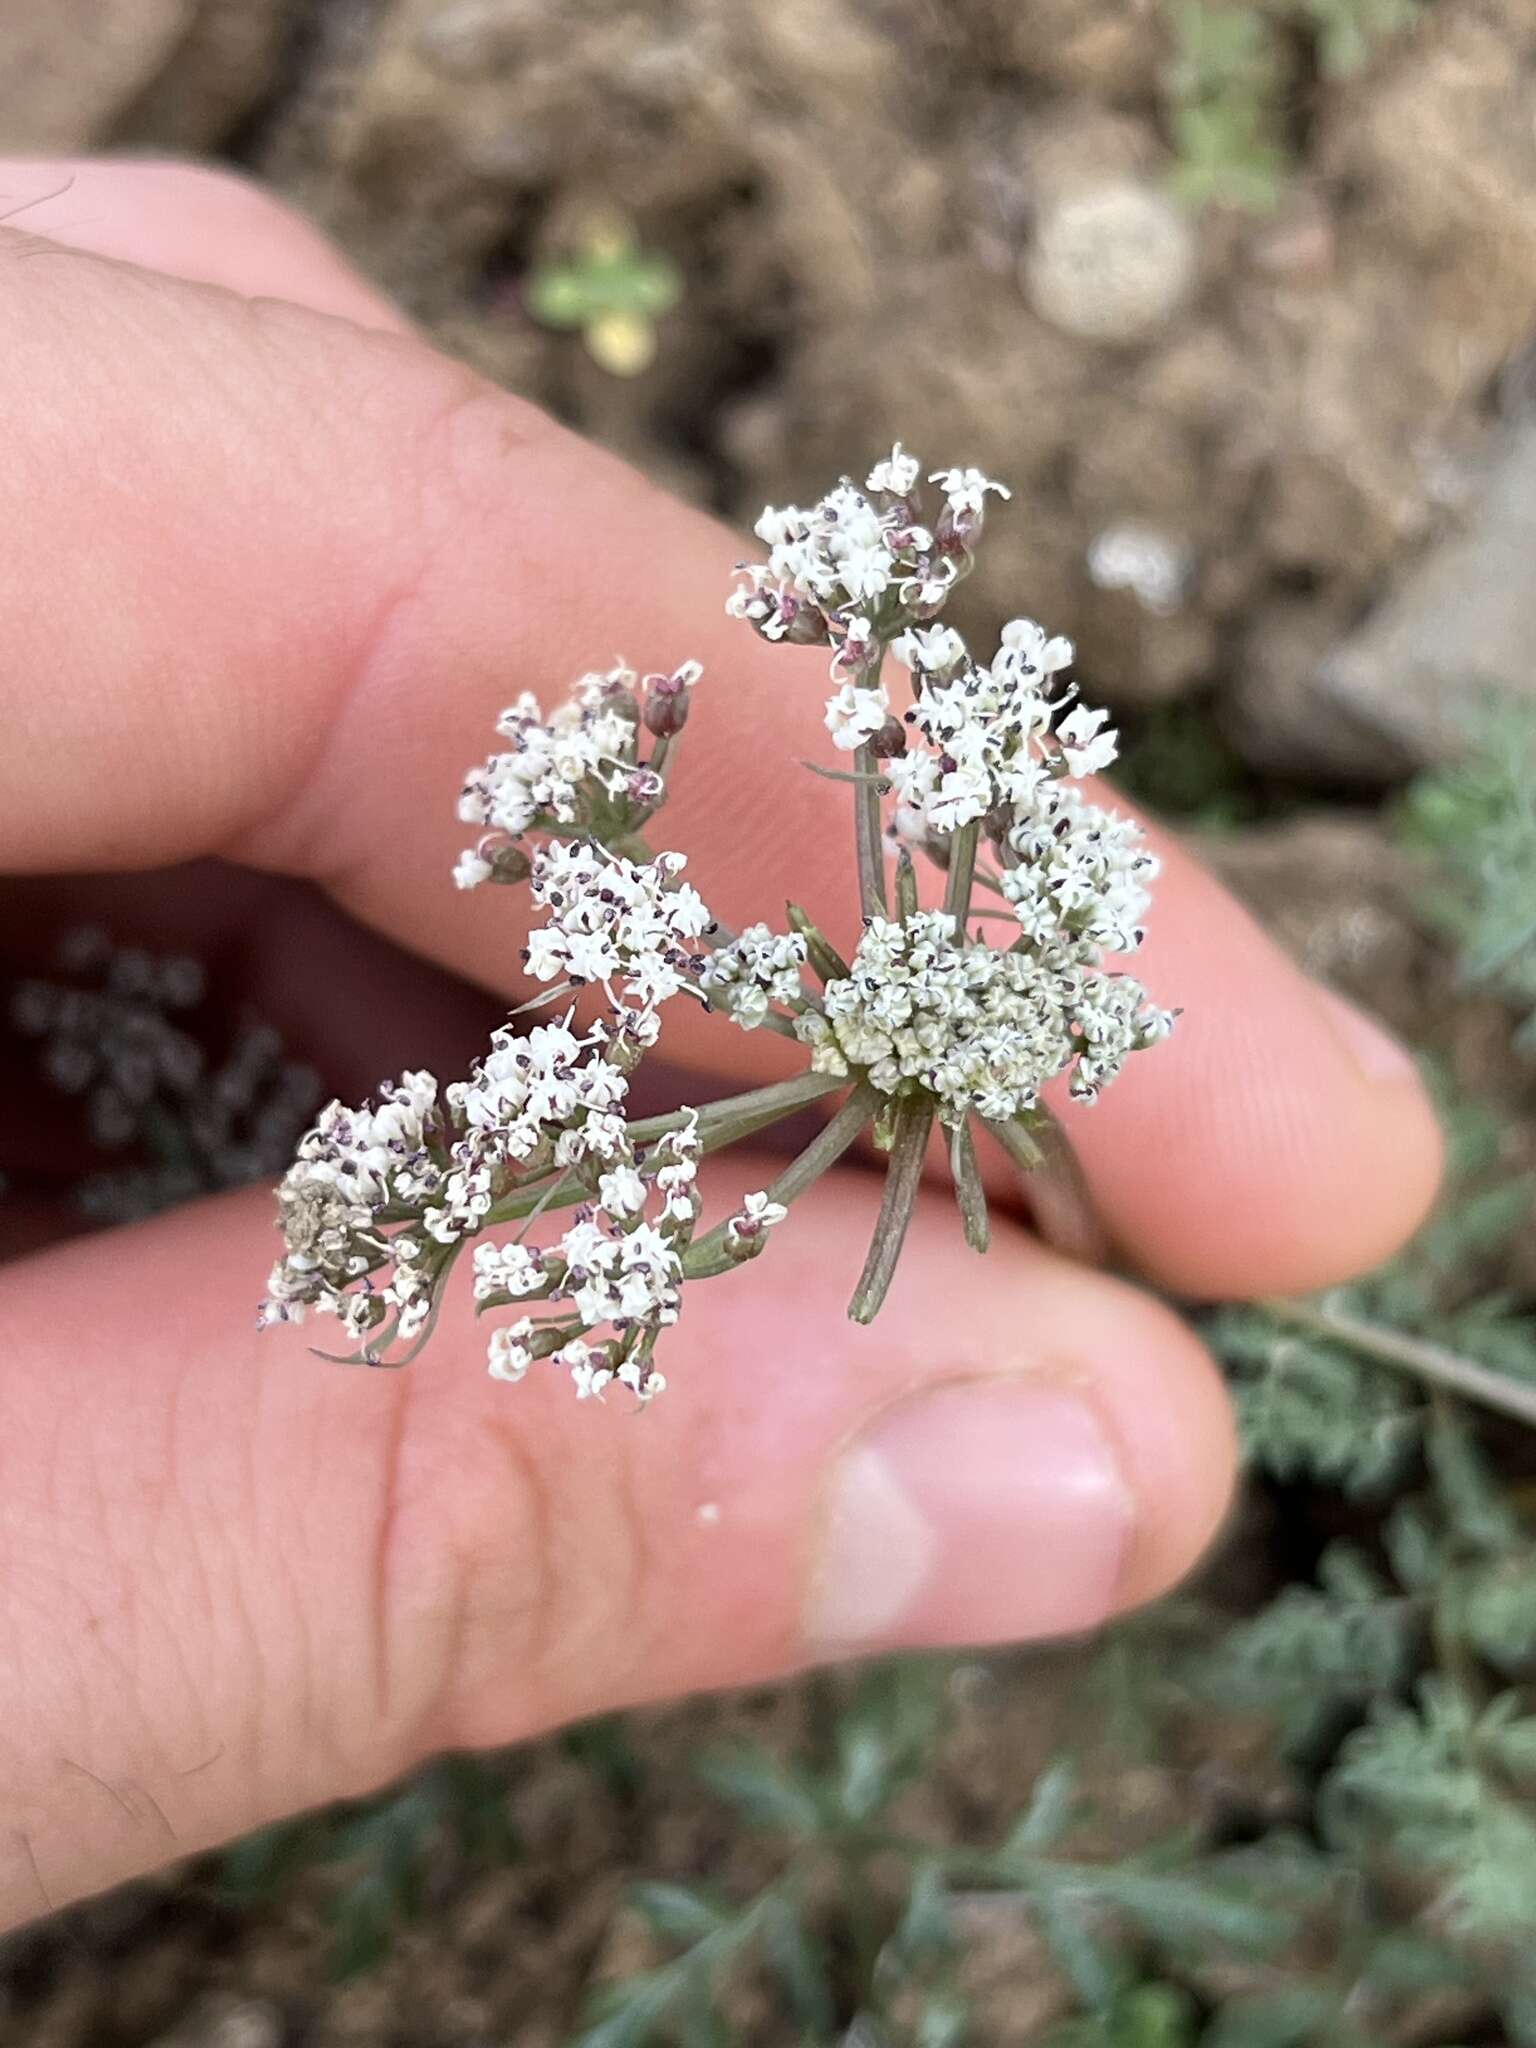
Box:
1163;0;1425;213
525;209;683;378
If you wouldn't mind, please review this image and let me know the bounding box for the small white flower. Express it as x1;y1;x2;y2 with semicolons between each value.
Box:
702;924;809;1031
998;618;1074;677
453;850;493;890
892;623;967;674
825;681;890;751
598;1164;648;1216
1056;704;1118;778
473;1241;548;1301
866;442;921;495
929;466;1011;514
488;1320;535;1382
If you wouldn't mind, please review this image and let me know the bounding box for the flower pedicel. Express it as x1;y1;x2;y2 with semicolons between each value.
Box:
261;448;1175;1403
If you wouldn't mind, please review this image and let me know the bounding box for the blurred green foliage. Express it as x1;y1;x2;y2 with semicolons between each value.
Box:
1400;703;1536;1054
1163;0;1425;212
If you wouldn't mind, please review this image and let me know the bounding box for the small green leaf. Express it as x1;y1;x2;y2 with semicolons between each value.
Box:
525;264;594;328
889;1857;954;1967
1005;1759;1078;1853
1201;1985;1333;2048
1030;1887;1129;2013
832;1660;947;1821
695;1742;824;1836
762;1895;837;2037
632;1881;734;1948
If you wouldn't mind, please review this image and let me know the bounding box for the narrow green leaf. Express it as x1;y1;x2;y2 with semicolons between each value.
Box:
762;1895;837;2037
695;1743;824;1836
1006;1759;1078;1853
632;1881;733;1947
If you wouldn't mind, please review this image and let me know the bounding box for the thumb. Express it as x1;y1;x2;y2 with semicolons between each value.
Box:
0;1173;1231;1923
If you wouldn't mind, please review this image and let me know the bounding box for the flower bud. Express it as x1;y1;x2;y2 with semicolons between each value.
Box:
488;842;533;884
643;671;692;738
867;715;908;760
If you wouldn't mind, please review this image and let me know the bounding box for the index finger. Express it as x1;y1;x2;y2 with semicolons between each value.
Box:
0;169;1441;1299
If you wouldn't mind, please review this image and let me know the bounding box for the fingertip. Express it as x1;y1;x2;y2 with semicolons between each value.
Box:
1061;856;1446;1299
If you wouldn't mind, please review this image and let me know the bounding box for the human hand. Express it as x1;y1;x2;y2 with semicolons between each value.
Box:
0;158;1442;1926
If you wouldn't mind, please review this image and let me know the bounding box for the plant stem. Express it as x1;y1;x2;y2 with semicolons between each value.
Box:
482;1070;845;1229
787;902;852;983
895;847;919;921
1260;1295;1536;1433
853;742;889;919
942;821;980;926
981;1109;1105;1262
950;1118;990;1253
980;1114;1043;1172
849;1096;934;1323
683;1082;879;1277
634;1070;845;1147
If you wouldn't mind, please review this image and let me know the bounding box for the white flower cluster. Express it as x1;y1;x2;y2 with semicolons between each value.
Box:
723;444;1173;1110
886;618;1075;830
726;446;1007;716
471;1109;789;1402
699;923;809;1029
258;1070;447;1346
261;437;1179;1397
449;1015;631;1175
260;1013;645;1337
523;840;713;1028
1001;785;1158;961
454;659;699;888
797;911;1171;1119
888;619;1158;963
260;999;793;1398
472;1113;706;1402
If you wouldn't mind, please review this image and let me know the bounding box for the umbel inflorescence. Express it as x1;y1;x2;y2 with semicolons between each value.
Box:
260;448;1174;1402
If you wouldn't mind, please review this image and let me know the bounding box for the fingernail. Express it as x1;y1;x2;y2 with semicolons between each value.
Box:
1315;986;1419;1085
807;1380;1133;1651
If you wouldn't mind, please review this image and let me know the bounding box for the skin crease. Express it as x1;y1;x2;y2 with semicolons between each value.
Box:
0;159;1442;1927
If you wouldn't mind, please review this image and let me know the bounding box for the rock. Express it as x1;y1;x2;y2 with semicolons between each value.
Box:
1317;419;1536;769
0;0;293;154
148;1997;285;2048
1023;179;1198;343
112;0;297;152
0;1;191;149
1223;598;1401;786
1201;816;1426;1008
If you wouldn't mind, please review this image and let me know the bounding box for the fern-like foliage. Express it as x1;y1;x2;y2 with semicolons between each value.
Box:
1401;701;1536;1053
216;1755;521;1976
1162;0;1426;212
1209;1076;1536;1491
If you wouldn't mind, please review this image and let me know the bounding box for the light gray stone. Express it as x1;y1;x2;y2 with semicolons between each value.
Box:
1023;180;1197;343
1317;418;1536;768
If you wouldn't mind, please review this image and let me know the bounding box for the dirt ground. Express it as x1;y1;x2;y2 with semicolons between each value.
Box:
2;0;1536;2041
